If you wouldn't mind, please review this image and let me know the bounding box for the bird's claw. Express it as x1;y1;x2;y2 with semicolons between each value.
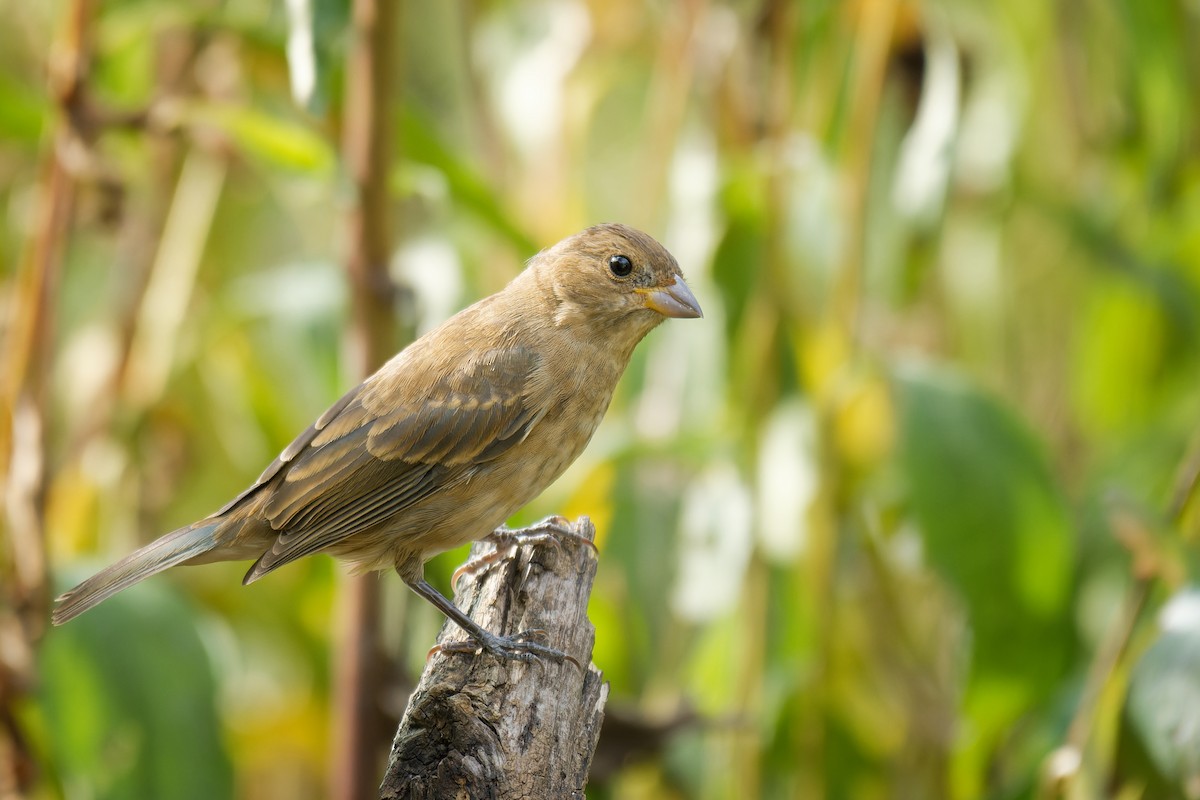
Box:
453;515;598;588
429;628;580;670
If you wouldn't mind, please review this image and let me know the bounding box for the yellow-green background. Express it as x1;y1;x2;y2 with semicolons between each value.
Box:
4;0;1200;798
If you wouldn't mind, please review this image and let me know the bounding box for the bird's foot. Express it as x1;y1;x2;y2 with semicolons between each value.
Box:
452;515;597;587
430;628;580;669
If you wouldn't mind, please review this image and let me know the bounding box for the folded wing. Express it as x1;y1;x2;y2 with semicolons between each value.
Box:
238;345;546;581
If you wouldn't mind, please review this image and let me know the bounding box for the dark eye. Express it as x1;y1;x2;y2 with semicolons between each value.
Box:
608;254;633;277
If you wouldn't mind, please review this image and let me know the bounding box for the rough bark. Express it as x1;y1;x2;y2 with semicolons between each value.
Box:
380;517;608;799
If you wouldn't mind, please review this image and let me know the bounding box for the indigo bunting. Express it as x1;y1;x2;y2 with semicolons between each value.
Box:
53;223;702;661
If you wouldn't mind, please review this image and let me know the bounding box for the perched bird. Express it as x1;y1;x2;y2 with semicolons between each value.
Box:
52;223;702;661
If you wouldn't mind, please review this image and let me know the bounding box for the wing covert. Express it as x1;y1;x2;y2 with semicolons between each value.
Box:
242;344;545;578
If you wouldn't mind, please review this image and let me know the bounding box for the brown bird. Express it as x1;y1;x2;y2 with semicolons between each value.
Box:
52;223;702;661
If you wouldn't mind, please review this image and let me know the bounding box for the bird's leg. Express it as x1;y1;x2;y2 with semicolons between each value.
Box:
404;574;578;667
452;515;598;588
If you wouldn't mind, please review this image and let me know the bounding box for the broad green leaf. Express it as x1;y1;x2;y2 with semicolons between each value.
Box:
39;578;233;799
896;364;1074;695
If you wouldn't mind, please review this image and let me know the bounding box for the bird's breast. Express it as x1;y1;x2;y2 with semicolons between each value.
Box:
514;368;616;491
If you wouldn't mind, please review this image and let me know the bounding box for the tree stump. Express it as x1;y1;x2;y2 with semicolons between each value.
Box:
380;516;607;799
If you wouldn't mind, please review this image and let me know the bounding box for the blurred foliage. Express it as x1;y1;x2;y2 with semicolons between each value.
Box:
4;0;1200;798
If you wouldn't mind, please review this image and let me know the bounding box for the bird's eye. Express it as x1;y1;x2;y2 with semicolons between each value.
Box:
608;254;633;277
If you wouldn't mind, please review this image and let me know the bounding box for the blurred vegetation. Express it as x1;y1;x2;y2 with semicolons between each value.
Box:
3;0;1200;798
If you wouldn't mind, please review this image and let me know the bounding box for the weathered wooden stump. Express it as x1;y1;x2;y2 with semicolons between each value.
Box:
380;516;607;799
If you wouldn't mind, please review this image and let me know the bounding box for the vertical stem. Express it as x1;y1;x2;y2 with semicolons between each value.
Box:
342;0;400;376
333;0;402;798
0;0;94;794
332;573;385;800
834;0;899;342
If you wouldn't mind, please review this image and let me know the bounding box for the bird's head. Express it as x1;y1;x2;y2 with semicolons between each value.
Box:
533;223;702;340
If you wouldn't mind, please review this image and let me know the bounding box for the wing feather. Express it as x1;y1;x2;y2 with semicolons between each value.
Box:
242;344;545;580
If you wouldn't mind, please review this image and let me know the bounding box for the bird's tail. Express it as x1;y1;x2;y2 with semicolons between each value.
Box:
51;520;223;625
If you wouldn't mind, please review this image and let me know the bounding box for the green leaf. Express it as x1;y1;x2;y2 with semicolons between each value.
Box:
896;364;1074;693
186;101;335;174
710;207;767;342
0;72;47;143
39;577;233;799
396;109;537;254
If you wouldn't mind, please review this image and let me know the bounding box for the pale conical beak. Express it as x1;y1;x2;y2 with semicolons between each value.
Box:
639;275;703;319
